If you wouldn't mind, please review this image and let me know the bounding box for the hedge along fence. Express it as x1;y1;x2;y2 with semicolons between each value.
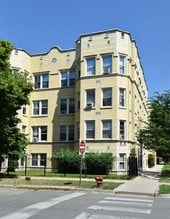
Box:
53;150;113;175
161;164;170;177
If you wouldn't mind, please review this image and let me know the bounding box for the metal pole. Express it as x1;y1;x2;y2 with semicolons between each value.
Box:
25;156;27;176
79;154;83;186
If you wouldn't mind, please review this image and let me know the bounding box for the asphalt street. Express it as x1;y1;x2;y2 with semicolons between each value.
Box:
0;188;170;219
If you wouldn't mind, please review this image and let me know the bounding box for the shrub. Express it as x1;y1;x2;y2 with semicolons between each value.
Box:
161;165;170;177
148;154;154;168
54;150;113;175
54;149;80;174
85;153;113;175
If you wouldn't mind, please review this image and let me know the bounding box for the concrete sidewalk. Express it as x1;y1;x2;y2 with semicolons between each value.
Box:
113;165;164;196
113;176;159;196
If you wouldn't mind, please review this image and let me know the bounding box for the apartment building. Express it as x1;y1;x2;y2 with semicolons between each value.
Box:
9;29;149;172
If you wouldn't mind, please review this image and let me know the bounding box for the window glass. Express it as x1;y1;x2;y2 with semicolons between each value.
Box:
119;153;126;169
34;75;40;89
69;98;75;114
69;72;76;86
60;99;67;114
42;74;49;88
61;71;75;87
87;58;95;76
119;88;126;107
119;56;125;74
33;100;48;115
120;120;125;140
41;100;48;114
102;120;112;138
32;126;47;142
103;88;112;106
103;55;112;74
34;74;49;89
86;89;95;106
59;125;74;141
68;125;74;141
61;72;67;87
86;121;95;139
60;126;67;141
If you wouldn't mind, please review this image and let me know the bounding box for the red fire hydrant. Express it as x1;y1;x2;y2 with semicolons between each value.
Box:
95;176;104;188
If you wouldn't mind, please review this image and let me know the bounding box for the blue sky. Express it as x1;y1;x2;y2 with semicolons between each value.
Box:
0;0;170;97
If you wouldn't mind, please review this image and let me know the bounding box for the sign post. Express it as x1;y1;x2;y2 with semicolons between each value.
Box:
79;140;86;186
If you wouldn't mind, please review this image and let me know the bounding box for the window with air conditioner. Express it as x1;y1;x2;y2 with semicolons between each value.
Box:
86;89;95;108
102;55;112;74
32;126;47;142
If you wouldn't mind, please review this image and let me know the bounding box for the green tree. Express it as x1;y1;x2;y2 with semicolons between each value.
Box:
0;40;32;166
139;90;170;161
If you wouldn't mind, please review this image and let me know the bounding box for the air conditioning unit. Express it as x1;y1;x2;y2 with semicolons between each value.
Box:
33;137;38;142
103;67;111;74
86;102;93;109
120;134;125;139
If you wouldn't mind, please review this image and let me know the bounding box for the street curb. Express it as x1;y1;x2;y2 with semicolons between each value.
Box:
113;190;156;197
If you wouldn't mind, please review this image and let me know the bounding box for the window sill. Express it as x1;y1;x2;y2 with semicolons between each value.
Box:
31;115;48;117
100;106;112;109
119;106;126;110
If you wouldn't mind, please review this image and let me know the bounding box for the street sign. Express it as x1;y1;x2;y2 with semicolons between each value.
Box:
79;140;86;154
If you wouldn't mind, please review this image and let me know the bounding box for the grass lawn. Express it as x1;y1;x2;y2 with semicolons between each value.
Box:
0;173;122;190
159;185;170;194
159;177;170;194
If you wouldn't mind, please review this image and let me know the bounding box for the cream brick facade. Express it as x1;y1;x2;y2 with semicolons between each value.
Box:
9;29;148;172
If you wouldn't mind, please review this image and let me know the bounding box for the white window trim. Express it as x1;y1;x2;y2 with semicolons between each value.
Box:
101;119;112;139
32;100;48;116
32;126;47;142
119;87;126;108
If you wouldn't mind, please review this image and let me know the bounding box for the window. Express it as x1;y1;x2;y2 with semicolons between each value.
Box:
86;89;95;107
22;105;27;115
119;56;125;74
119;120;126;140
22;125;26;133
86;120;95;139
34;73;49;89
102;88;112;107
12;68;20;74
77;92;80;109
119;153;126;169
59;98;75;114
59;125;74;141
102;120;112;138
119;88;126;107
86;57;95;76
32;126;47;142
33;100;48;115
103;55;112;74
61;71;75;87
76;122;80;140
31;153;47;166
